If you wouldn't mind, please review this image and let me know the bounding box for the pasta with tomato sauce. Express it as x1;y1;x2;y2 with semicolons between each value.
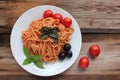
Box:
22;17;74;63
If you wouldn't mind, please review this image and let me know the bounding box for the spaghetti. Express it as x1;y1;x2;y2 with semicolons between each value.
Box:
22;18;74;62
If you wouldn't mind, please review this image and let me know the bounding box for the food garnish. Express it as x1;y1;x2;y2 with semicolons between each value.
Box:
39;27;60;44
23;46;44;69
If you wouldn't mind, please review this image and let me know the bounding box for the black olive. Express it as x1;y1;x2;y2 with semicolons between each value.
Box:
66;50;73;58
58;52;66;60
63;44;71;51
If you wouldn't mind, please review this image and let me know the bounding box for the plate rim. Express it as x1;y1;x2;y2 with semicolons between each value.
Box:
10;5;82;76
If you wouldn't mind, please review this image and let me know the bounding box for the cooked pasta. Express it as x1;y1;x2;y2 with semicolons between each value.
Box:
22;17;74;62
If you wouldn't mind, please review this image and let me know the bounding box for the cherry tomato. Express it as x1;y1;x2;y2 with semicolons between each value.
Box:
79;56;89;69
89;45;100;57
53;13;63;23
43;10;53;18
63;17;72;28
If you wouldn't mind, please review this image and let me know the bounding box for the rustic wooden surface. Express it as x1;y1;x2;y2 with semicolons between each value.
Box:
0;0;120;80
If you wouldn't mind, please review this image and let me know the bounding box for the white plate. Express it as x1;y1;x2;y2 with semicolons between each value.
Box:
10;5;82;76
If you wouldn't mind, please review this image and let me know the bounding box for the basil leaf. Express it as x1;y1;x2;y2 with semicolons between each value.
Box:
39;27;49;33
53;27;60;32
49;33;58;39
39;34;49;39
23;57;32;65
39;27;60;45
34;61;44;69
23;46;31;57
52;30;58;34
32;55;41;61
56;33;60;37
23;46;44;69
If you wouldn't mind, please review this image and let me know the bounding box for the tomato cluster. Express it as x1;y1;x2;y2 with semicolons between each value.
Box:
79;45;100;69
43;10;72;27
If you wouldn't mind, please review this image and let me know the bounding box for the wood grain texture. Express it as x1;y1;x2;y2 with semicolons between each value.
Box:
0;0;120;79
0;75;120;80
0;34;120;76
0;0;120;33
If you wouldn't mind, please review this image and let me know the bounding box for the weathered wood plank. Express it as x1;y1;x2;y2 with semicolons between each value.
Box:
0;43;120;75
1;0;120;33
0;1;10;9
0;0;120;79
1;18;120;33
0;34;120;75
4;0;120;19
0;75;119;80
1;0;120;19
0;13;9;27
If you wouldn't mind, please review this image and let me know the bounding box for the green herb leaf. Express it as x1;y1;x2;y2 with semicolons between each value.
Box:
34;61;44;69
39;27;50;33
23;57;32;65
49;33;58;39
39;27;60;44
23;46;44;69
32;55;41;61
51;29;58;34
23;46;31;57
39;34;49;39
53;27;60;32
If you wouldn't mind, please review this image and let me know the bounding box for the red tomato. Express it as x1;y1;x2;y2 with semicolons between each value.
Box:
53;13;63;23
79;56;89;69
63;17;72;28
43;10;53;18
89;45;100;57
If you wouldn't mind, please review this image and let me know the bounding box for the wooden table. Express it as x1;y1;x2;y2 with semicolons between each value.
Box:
0;0;120;80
